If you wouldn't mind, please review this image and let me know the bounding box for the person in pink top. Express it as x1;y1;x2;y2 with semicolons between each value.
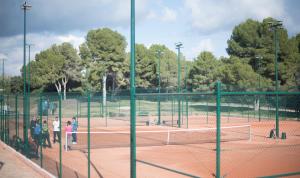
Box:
65;121;72;150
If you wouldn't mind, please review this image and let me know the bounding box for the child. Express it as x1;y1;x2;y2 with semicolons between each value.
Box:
42;120;52;148
30;117;36;139
71;117;78;144
52;117;60;143
33;122;41;156
65;121;72;150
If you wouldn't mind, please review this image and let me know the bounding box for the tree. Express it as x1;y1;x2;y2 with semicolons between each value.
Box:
220;56;272;91
148;44;178;90
79;28;127;113
188;51;221;91
31;42;81;99
79;28;127;92
135;44;156;88
10;76;23;93
226;18;299;91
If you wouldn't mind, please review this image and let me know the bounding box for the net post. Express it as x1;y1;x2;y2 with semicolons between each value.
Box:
216;81;221;178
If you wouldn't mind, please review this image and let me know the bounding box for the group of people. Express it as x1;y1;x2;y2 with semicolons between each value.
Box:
29;116;78;151
30;117;52;149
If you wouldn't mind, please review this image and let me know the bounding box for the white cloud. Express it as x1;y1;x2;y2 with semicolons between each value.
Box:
191;39;214;57
161;7;177;22
0;32;85;76
183;0;285;33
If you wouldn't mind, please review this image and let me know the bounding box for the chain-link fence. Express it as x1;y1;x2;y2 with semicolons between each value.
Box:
0;86;300;178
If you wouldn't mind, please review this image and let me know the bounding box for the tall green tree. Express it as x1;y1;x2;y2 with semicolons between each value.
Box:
31;42;81;99
148;44;178;90
135;44;156;88
79;28;127;92
188;51;221;91
227;18;299;91
220;56;272;91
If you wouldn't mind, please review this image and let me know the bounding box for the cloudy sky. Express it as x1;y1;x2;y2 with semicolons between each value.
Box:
0;0;299;76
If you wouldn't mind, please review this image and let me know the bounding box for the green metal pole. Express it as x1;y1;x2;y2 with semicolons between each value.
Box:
258;58;261;122
176;43;182;128
39;95;43;167
0;99;1;140
6;96;9;143
27;45;31;132
274;29;279;137
87;92;91;178
184;63;188;127
76;97;79;118
2;59;4;142
15;94;18;137
171;96;174;126
186;98;188;128
22;1;31;156
58;93;62;178
0;96;2;141
0;98;1;141
216;81;221;178
1;98;3;141
206;99;208;124
130;0;137;177
157;50;161;125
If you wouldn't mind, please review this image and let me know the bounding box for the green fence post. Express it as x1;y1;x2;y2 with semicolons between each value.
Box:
227;102;230;123
206;99;208;124
216;81;221;178
76;97;78;118
39;94;43;168
5;96;9;144
87;92;91;178
186;97;188;128
15;94;19;138
172;95;174;127
58;93;62;178
130;0;137;177
118;96;121;117
248;102;250;122
258;96;261;121
0;95;4;141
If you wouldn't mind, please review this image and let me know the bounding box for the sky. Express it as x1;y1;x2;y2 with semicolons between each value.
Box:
0;0;299;76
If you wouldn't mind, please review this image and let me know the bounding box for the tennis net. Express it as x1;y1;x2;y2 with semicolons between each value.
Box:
65;125;251;151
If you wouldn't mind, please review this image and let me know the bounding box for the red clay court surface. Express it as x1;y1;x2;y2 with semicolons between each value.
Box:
27;116;300;177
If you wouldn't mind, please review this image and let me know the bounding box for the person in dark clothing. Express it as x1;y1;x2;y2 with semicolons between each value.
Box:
42;120;52;148
30;117;36;139
33;122;41;156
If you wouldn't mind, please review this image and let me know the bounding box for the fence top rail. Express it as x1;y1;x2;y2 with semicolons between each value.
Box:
135;92;215;97
221;91;300;96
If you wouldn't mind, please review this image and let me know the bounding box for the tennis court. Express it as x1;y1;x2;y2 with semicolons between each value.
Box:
37;116;300;178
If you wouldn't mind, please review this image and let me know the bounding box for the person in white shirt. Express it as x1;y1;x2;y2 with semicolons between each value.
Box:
52;117;60;143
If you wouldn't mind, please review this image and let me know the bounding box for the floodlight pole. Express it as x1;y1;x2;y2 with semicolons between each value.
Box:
21;1;31;156
0;58;4;141
130;0;136;177
26;43;33;124
176;42;183;128
156;50;162;125
269;21;282;138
